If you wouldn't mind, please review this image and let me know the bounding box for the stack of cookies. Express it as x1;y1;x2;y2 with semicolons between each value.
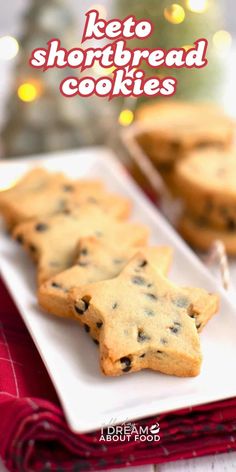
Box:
135;100;236;253
0;167;220;378
175;149;236;255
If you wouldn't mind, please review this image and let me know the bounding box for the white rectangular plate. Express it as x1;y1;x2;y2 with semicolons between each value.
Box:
0;147;236;433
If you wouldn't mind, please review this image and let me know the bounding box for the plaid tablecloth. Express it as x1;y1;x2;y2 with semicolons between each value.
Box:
0;278;236;472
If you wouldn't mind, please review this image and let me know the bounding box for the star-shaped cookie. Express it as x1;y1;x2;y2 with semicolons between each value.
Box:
13;205;149;284
68;251;219;377
38;243;173;320
0;167;131;229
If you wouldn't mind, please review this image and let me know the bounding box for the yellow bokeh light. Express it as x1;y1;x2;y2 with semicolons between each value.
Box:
90;4;107;18
0;36;19;60
213;30;232;52
118;109;134;127
93;61;116;76
17;83;38;102
182;44;193;51
186;0;208;13
164;4;186;24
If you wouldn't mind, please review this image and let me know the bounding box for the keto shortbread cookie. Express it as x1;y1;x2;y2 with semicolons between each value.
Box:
38;243;173;320
13;206;149;284
68;251;210;377
0;167;104;229
136;101;234;168
174;149;236;231
179;212;236;255
0;167;132;229
40;242;218;336
0;168;65;228
68;185;132;221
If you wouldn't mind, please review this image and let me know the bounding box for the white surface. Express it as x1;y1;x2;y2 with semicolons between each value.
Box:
0;148;236;435
1;455;236;471
158;452;236;471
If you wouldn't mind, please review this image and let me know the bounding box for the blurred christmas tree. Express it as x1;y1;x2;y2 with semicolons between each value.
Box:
117;0;222;104
2;0;117;158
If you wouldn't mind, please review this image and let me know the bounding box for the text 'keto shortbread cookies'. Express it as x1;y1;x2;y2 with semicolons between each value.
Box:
68;250;219;378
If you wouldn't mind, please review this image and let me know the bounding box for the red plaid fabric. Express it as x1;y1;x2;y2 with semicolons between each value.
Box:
0;277;236;472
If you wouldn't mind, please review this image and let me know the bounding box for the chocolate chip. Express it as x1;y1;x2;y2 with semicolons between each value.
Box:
93;338;99;345
158;161;173;172
63;184;74;192
173;297;189;308
157;350;163;354
138;330;150;342
77;261;89;267
96;321;103;329
132;276;146;286
160;338;168;345
112;302;118;309
35;223;48;232
62;208;71;215
139;353;146;358
227;219;236;232
120;356;132;372
196;322;202;330
139;260;148;268
51;281;62;289
74;297;89;315
145;293;157;301
84;324;90;333
169;323;181;334
29;244;37;253
113;258;124;264
144;309;155;317
170;326;179;334
80;247;88;256
16;234;23;244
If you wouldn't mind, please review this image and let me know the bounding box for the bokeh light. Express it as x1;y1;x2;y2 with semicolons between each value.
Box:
93;61;116;77
182;44;193;51
0;36;19;60
164;4;186;24
186;0;208;13
118;109;134;127
18;83;39;102
213;30;232;53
